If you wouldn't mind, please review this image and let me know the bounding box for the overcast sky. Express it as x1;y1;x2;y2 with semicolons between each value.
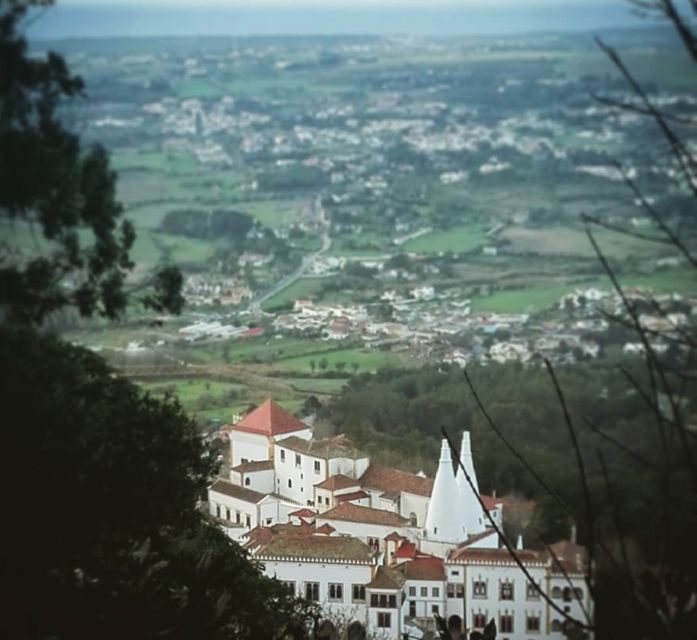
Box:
60;0;573;6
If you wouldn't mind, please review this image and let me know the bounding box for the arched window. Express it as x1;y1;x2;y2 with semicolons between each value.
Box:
244;477;250;486
551;586;562;599
574;587;583;600
288;479;292;488
551;619;562;632
563;587;572;602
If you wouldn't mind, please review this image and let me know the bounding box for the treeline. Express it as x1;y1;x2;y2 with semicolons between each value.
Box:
160;208;254;242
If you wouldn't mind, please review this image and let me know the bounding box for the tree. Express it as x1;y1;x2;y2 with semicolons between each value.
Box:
0;0;183;324
310;359;316;373
318;357;329;371
0;326;315;638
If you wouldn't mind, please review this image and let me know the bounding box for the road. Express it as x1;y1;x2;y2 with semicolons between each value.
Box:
245;196;331;315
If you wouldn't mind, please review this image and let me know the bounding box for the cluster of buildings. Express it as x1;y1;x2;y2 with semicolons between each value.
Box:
207;399;591;639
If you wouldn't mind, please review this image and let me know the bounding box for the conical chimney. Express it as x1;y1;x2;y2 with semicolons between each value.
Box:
425;439;468;542
456;431;486;536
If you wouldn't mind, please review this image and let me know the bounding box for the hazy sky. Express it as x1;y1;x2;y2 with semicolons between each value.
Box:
60;0;573;6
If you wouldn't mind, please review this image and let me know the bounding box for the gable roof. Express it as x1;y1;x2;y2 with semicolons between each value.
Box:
278;435;365;460
401;557;445;581
319;502;411;527
209;479;265;504
245;524;373;561
314;473;359;491
289;508;316;519
231;460;275;474
229;399;308;436
448;546;545;565
336;490;370;503
360;464;433;498
368;566;406;590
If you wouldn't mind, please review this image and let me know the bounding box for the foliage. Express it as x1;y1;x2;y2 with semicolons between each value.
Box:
0;326;316;638
0;0;182;323
160;208;254;243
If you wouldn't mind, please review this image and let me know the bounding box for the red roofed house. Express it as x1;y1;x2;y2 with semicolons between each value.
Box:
226;398;312;468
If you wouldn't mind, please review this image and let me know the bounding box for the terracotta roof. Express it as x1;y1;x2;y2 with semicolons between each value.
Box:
229;399;307;436
316;523;335;535
385;532;404;543
319;502;411;527
314;474;359;491
359;464;433;498
209;479;265;504
480;494;511;511
449;546;544;564
368;566;406;590
394;541;417;559
289;508;316;519
548;540;587;575
401;557;445;581
246;525;373;561
457;528;497;549
231;460;275;473
336;490;370;503
278;435;365;460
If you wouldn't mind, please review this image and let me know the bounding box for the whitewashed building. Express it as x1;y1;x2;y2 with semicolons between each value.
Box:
207;399;592;639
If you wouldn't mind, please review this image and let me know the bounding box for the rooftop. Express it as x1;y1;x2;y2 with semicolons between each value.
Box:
359;464;433;498
231;460;275;474
449;546;545;565
229;399;308;437
319;502;411;527
336;490;370;503
209;479;265;504
368;566;405;590
246;524;373;561
314;473;359;491
401;557;445;581
278;435;366;460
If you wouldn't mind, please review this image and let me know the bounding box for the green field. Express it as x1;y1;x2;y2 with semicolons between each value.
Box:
404;224;488;254
239;199;304;229
471;283;575;313
284;377;349;394
261;277;331;311
276;347;403;373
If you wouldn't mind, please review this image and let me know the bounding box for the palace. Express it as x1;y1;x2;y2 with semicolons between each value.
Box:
208;399;591;639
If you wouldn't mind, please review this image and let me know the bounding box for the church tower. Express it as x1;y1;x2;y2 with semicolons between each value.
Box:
455;431;486;536
424;439;468;543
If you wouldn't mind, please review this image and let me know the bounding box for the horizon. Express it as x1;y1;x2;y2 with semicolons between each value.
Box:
29;1;648;40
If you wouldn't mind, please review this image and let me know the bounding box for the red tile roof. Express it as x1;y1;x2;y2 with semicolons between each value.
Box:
360;464;433;498
548;540;587;575
314;474;359;491
457;528;497;549
231;460;275;473
209;479;265;504
394;541;417;559
289;508;316;519
368;566;405;590
401;557;445;581
245;524;373;561
385;532;404;543
449;546;545;564
229;399;308;436
240;327;264;338
316;523;335;535
480;494;511;511
336;490;369;503
319;502;411;527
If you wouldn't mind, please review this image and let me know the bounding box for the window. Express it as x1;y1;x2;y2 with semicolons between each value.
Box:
244;477;250;486
472;613;487;629
305;582;319;601
215;504;221;518
447;583;464;598
432;587;439;597
420;587;427;597
451;569;460;577
245;515;251;527
551;586;562;599
377;613;391;628
265;518;272;525
473;580;487;598
408;586;416;596
288;479;292;488
409;601;416;617
235;511;240;524
526;614;541;633
409;512;417;526
318;496;323;504
328;583;343;602
314;460;321;474
432;605;439;614
295;453;301;467
280;449;285;462
499;613;513;634
563;587;572;602
526;581;540;600
500;581;514;601
368;537;379;550
241;458;248;463
281;581;295;595
574;587;584;600
352;585;366;602
388;595;396;608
